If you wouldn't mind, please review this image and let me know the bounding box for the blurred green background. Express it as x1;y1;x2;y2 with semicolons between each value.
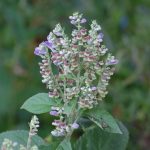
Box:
0;0;150;149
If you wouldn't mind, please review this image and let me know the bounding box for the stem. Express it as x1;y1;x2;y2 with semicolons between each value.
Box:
26;128;32;150
65;23;85;139
65;23;84;138
63;76;67;103
65;108;83;139
97;63;107;87
46;51;64;98
76;23;82;91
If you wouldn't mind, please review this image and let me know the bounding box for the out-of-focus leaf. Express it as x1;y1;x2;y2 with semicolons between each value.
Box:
0;130;45;149
74;121;129;150
40;139;72;150
39;142;60;150
56;139;72;150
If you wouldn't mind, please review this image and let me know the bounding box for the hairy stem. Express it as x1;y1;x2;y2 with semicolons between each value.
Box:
26;130;32;150
46;50;64;98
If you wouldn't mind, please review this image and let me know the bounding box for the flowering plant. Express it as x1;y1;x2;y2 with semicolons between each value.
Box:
0;12;128;150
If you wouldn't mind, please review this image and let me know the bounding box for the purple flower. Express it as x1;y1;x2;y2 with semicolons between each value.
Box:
53;31;62;36
34;42;46;56
106;59;119;65
91;86;97;91
81;18;87;24
50;110;59;116
34;47;41;55
71;122;79;129
97;33;104;42
44;41;56;50
69;13;87;25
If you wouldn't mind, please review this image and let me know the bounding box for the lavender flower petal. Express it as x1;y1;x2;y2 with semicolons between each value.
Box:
53;31;62;36
34;47;40;56
81;18;87;24
91;86;97;91
44;41;56;50
97;33;104;42
50;110;59;116
34;44;46;56
106;59;119;65
71;122;79;129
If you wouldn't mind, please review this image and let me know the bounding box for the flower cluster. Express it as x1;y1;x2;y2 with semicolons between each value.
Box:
34;12;118;137
1;116;39;150
1;139;18;150
1;139;38;150
29;115;39;136
26;115;39;150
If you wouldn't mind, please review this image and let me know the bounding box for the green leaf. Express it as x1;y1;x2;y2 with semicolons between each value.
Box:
0;130;46;149
39;141;60;150
21;93;58;114
74;121;129;150
40;145;52;150
56;139;72;150
39;145;51;150
84;108;122;134
39;139;72;150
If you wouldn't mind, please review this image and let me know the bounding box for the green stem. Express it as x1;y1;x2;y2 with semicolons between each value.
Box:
66;107;84;139
46;51;64;98
26;130;32;150
63;76;67;105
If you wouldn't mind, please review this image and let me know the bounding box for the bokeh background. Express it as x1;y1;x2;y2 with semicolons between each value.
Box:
0;0;150;149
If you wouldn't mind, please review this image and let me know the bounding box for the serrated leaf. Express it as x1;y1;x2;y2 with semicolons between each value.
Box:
21;93;58;114
56;139;72;150
84;108;122;134
0;130;45;149
74;121;129;150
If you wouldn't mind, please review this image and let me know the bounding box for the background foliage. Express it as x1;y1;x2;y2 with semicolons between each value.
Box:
0;0;150;149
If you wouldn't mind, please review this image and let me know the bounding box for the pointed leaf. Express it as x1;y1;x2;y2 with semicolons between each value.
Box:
84;108;122;134
21;93;58;114
56;139;72;150
74;121;129;150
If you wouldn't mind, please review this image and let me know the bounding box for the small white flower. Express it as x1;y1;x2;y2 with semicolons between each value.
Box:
29;115;39;136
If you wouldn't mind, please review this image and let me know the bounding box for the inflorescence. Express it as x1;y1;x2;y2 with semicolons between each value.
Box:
1;116;39;150
34;12;118;137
